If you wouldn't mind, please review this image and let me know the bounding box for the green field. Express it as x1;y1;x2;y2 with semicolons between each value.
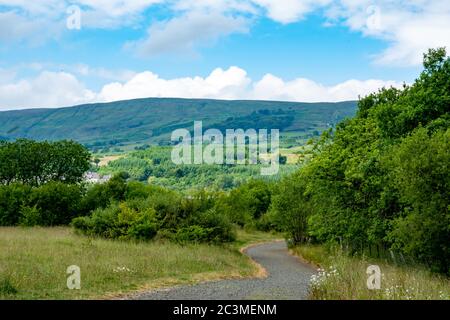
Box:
0;227;279;300
292;245;450;300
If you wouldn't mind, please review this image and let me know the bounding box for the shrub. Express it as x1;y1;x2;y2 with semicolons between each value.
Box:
72;202;158;241
253;212;280;232
19;205;42;227
29;182;83;226
79;172;129;215
184;209;236;243
0;184;31;226
218;180;272;227
174;225;212;243
72;204;120;238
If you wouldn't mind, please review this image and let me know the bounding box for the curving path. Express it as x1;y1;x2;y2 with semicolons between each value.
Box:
131;241;317;300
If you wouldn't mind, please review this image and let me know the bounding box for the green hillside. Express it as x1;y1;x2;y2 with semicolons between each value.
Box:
0;98;357;148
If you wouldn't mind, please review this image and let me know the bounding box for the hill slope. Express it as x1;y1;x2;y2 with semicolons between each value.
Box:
0;98;357;148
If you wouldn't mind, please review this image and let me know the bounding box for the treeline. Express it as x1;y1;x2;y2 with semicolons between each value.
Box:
72;176;281;243
0;139;90;186
100;146;293;190
268;48;450;273
0;138;275;244
0;140;90;226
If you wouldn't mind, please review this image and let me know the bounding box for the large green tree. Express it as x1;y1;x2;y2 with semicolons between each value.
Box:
296;48;450;272
0;139;90;186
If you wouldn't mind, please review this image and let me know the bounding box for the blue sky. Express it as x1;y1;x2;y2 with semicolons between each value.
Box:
0;0;449;110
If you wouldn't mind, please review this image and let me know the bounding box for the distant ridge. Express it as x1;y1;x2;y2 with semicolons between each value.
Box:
0;98;357;148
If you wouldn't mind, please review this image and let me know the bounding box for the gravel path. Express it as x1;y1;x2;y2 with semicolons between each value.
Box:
132;241;317;300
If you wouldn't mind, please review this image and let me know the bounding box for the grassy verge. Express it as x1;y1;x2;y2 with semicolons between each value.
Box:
292;245;450;300
0;227;278;300
233;229;283;249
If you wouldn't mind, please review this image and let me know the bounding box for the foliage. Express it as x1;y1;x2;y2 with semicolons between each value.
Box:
99;145;298;191
73;202;158;241
269;172;312;244
79;172;128;214
385;128;450;273
0;182;82;226
73;185;236;244
287;48;450;273
0;139;90;187
27;182;83;226
0;184;31;226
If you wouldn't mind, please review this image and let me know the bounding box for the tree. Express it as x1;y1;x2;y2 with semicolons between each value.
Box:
299;48;450;271
385;128;450;273
0;139;90;186
270;172;312;244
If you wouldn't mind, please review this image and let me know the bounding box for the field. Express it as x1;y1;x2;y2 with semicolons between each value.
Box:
292;245;450;300
0;227;280;300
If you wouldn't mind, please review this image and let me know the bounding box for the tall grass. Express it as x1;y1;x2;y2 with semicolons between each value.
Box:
0;227;271;300
292;245;450;300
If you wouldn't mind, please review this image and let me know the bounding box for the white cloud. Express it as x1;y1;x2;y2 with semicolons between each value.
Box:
0;11;62;44
1;0;449;65
0;66;403;110
97;67;403;104
98;66;252;101
130;11;250;56
323;0;450;66
251;74;402;102
251;0;332;24
0;71;95;110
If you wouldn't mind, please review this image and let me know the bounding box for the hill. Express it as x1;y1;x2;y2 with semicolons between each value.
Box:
0;98;357;149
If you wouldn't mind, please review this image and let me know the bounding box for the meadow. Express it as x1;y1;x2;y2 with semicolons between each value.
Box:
293;245;450;300
0;227;280;300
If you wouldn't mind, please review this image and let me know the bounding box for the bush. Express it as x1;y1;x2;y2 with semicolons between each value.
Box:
174;225;212;243
79;173;129;215
72;204;119;238
28;182;82;226
72;202;158;241
218;180;272;227
183;209;236;243
0;184;31;226
19;205;41;227
253;212;280;232
73;185;235;244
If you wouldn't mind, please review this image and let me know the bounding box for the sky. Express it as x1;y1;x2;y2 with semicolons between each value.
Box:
0;0;449;110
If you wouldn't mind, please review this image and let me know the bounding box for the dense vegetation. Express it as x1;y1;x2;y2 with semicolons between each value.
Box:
0;139;90;186
0;140;90;226
0;139;276;243
269;48;450;273
0;98;356;149
72;176;237;243
99;146;297;190
71;174;283;243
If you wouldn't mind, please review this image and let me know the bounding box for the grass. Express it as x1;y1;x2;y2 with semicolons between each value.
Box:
292;245;450;300
0;227;278;300
233;228;283;249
